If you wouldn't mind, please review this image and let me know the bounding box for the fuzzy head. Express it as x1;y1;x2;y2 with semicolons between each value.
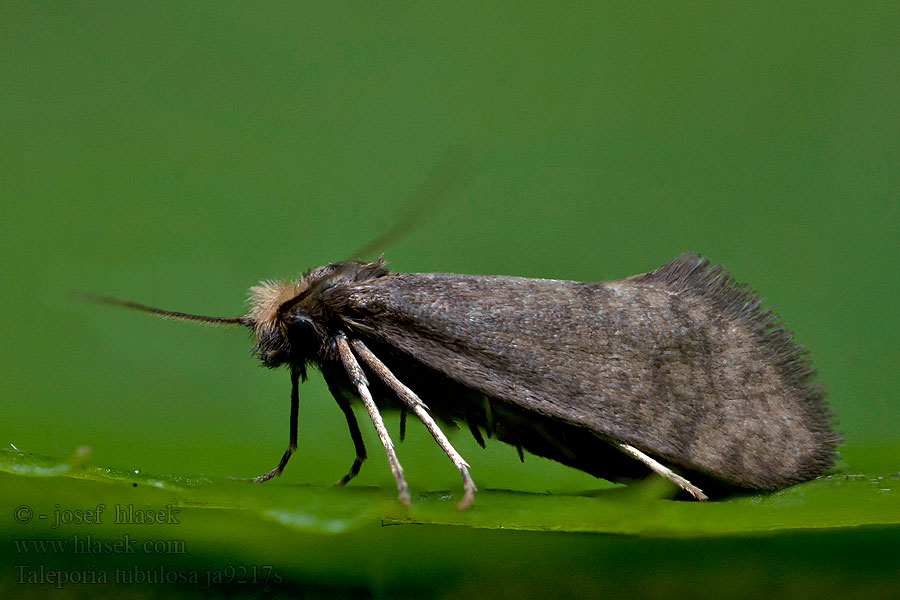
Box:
246;277;312;367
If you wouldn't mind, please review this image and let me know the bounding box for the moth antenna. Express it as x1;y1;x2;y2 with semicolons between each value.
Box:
348;147;468;260
77;293;251;326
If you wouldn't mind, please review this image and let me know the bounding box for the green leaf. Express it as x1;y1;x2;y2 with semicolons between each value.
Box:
2;449;897;536
2;448;899;599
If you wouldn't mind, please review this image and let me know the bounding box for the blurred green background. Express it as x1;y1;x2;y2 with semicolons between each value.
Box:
2;1;898;598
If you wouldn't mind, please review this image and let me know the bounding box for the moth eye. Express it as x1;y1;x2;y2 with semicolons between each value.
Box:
288;314;317;335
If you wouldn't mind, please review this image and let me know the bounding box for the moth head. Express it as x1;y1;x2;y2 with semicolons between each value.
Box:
245;277;314;368
246;260;390;367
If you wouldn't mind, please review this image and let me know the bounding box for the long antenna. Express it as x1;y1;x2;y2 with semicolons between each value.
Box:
348;147;469;261
78;293;250;326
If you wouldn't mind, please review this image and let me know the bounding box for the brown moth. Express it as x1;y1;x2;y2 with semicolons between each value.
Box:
91;253;840;509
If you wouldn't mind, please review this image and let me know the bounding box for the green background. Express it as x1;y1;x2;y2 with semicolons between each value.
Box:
2;2;898;598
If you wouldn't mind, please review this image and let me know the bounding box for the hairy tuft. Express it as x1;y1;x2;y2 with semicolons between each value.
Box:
247;278;308;334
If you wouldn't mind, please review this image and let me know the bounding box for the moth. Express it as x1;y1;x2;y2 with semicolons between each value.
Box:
92;253;840;509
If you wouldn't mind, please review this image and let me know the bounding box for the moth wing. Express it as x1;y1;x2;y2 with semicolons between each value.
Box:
327;255;837;489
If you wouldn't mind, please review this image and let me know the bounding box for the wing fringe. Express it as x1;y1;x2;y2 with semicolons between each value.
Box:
638;253;842;474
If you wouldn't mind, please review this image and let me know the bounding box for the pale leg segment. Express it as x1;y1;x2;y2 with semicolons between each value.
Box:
335;333;412;506
350;338;477;511
617;442;708;501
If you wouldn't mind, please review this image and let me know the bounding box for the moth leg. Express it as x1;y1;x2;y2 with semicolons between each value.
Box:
335;333;412;506
331;388;368;487
350;338;477;511
232;365;301;482
617;442;708;501
322;367;368;486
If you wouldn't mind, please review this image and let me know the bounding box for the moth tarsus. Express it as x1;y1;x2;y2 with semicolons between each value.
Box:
88;252;840;509
322;369;368;487
351;337;476;510
240;364;302;483
335;332;412;507
616;442;708;501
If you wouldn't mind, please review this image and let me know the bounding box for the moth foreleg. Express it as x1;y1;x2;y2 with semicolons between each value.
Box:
335;333;411;506
233;365;301;482
616;442;708;501
350;338;477;511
